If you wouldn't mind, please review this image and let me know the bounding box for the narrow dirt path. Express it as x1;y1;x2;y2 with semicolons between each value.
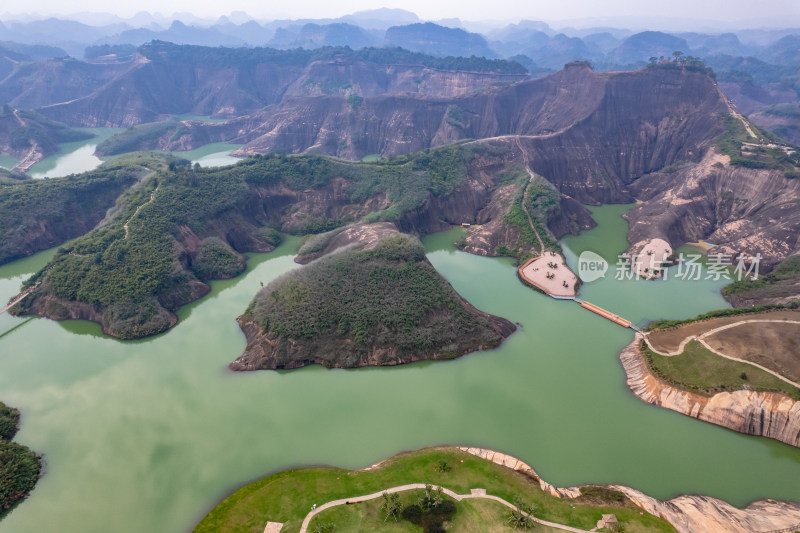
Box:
733;112;757;139
11;110;43;172
643;319;800;389
123;180;159;240
298;482;593;533
514;136;545;255
1;284;37;315
715;85;758;139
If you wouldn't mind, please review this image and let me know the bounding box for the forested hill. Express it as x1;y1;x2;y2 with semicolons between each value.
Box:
233;231;515;370
11;145;486;339
0;401;41;520
138;41;527;74
0;153;169;265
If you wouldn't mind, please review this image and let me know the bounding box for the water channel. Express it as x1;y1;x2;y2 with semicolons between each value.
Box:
0;204;798;533
5;131;242;178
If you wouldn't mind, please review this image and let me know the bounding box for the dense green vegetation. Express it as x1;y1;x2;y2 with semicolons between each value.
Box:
347;94;364;107
244;233;504;367
0;155;157;265
500;172;561;260
642;341;800;400
0;402;41;521
444;105;467;129
722;255;800;303
17;144;476;338
717;113;800;176
96;120;181;156
0;404;19;442
139;41;528;75
194;447;675;533
191;237;246;281
646;302;799;331
6;109;93;152
645;53;715;78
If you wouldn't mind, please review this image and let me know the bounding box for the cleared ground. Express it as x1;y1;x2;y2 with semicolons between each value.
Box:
647;310;800;353
704;322;800;384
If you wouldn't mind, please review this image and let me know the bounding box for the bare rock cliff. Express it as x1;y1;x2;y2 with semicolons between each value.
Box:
460;446;800;533
620;337;800;448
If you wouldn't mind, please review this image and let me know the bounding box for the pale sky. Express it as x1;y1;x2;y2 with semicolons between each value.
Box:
3;0;800;27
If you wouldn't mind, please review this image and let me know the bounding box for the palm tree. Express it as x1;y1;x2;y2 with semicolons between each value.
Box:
431;487;444;508
380;492;402;522
506;498;536;529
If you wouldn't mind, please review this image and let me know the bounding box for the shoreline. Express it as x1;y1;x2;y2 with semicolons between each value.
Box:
620;335;800;448
457;446;800;533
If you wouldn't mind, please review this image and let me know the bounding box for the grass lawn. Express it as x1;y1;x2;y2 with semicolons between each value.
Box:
309;493;568;533
194;447;676;533
644;341;800;400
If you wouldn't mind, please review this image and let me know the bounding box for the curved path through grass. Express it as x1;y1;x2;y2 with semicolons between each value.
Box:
299;483;592;533
642;319;800;389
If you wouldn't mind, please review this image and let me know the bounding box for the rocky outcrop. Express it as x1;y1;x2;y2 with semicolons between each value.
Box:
294;222;398;264
0;109;93;170
628;150;800;268
460;446;800;533
18;281;211;339
620;337;800;448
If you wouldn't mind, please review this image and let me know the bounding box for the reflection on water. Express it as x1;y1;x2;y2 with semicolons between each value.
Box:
29;143;103;179
0;209;798;533
0;153;19;170
168;142;244;168
27;128;121;179
25;133;243;179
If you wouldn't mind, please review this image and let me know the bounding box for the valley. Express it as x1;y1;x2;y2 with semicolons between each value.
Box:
1;11;800;533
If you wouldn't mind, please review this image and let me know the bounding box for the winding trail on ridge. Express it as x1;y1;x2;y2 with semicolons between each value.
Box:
11;110;43;173
642;319;800;389
514;135;545;255
123;179;159;240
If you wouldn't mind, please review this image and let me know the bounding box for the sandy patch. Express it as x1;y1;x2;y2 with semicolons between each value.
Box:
519;251;577;297
633;238;672;278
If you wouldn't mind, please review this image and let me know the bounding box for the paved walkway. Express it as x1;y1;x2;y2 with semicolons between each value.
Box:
643;319;800;389
297;483;593;533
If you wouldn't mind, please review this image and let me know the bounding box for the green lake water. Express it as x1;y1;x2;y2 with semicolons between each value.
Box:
0;153;19;170
27;128;121;179
165;142;244;168
0;204;799;533
24;133;242;179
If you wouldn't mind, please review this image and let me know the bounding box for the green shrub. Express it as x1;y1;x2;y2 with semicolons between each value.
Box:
192;238;245;281
0;403;19;442
346;94;363;108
